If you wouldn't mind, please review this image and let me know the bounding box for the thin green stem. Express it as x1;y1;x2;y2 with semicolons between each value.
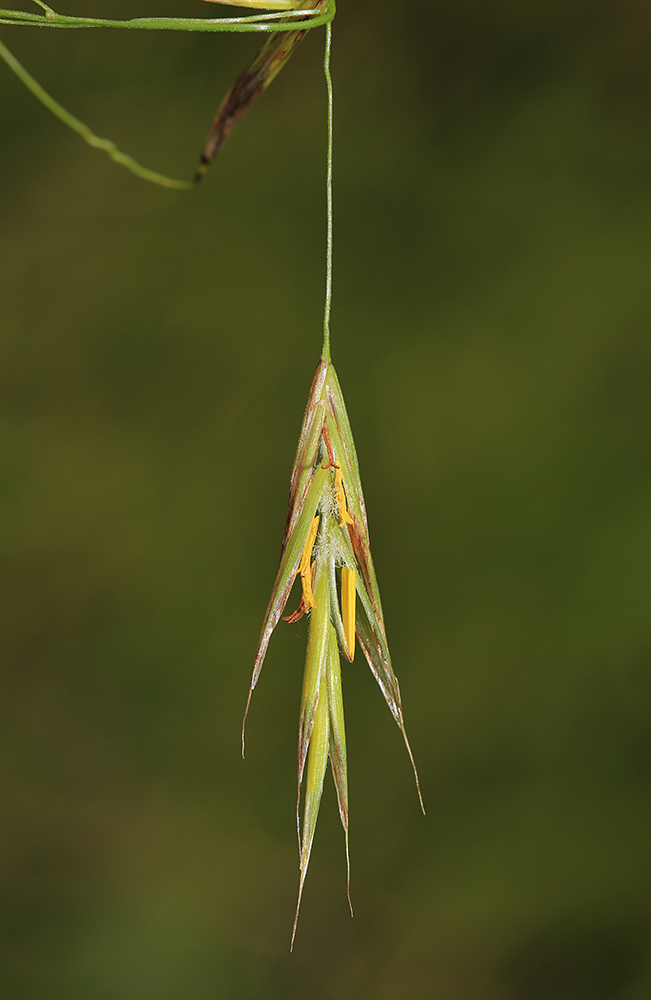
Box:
0;37;192;188
322;20;333;363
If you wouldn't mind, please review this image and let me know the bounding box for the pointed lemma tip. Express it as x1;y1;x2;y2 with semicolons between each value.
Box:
410;756;427;817
345;834;354;918
416;777;427;817
401;725;426;816
290;869;307;952
241;688;254;759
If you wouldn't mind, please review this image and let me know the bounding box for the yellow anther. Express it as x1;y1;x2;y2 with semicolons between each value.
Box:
341;566;356;660
299;515;320;610
334;465;353;526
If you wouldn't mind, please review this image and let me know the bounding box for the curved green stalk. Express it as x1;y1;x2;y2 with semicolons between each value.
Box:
0;37;192;188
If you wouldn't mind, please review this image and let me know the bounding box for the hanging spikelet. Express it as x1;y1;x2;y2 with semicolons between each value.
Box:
242;359;424;948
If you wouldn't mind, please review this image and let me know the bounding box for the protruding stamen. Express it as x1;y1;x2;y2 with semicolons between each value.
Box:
334;465;354;526
341;566;356;660
299;515;320;609
283;561;316;624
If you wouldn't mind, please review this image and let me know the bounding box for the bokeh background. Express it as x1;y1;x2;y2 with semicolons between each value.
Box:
1;1;651;997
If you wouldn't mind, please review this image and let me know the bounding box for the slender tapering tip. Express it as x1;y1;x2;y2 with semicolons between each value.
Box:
345;831;353;918
290;870;307;952
241;688;255;759
401;724;426;815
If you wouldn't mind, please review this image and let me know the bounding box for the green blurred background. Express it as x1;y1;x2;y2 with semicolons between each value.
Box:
1;1;651;996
